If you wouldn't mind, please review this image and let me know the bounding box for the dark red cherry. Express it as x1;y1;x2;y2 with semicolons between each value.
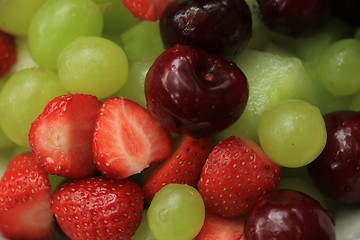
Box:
307;110;360;204
256;0;333;37
159;0;252;59
245;189;336;240
144;44;249;137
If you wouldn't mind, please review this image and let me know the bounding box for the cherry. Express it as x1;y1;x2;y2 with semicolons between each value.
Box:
159;0;252;59
307;110;360;204
245;189;336;240
144;44;249;137
256;0;333;37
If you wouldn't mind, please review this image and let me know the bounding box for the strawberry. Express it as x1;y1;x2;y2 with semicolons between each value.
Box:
92;97;173;180
51;176;144;240
196;211;246;240
0;30;17;79
29;93;102;179
197;136;282;217
0;152;56;240
122;0;177;21
142;135;214;203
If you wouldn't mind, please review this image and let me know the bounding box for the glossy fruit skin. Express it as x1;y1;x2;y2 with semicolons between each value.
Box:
52;176;144;240
198;136;282;217
244;189;336;240
256;0;333;37
145;44;249;137
307;110;360;203
160;0;252;59
142;135;214;204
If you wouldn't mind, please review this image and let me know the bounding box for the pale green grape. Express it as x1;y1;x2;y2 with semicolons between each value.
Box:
0;68;67;147
147;184;205;240
58;36;128;99
217;49;318;144
92;0;141;34
117;56;156;107
257;99;327;168
119;21;165;63
132;209;156;240
28;0;103;71
0;0;46;35
317;39;360;97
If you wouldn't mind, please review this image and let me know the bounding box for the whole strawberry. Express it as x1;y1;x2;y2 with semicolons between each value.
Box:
0;30;17;79
198;136;282;217
51;176;144;240
0;152;55;240
142;135;214;203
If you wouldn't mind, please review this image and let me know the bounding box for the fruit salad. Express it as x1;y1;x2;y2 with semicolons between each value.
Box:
0;0;360;239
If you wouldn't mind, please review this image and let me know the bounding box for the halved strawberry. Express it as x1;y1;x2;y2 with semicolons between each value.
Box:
122;0;177;21
51;176;144;240
0;152;56;240
196;211;246;240
29;93;102;179
142;135;214;203
198;136;282;217
0;30;17;79
92;97;173;180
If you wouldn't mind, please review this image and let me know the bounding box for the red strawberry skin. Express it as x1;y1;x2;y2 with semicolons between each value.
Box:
92;97;173;180
142;135;214;203
51;176;144;240
196;211;246;240
29;93;102;179
122;0;177;21
198;136;282;217
0;152;56;240
0;30;17;79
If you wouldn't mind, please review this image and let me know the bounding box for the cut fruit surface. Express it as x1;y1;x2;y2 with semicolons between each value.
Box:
93;97;173;180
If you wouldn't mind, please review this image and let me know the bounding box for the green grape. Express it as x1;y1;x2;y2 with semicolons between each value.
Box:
92;0;141;34
147;184;205;240
132;209;156;240
257;99;327;168
117;56;156;107
58;36;128;99
349;92;360;111
217;49;318;144
317;39;360;97
119;21;165;63
0;0;46;36
28;0;103;71
0;68;67;147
